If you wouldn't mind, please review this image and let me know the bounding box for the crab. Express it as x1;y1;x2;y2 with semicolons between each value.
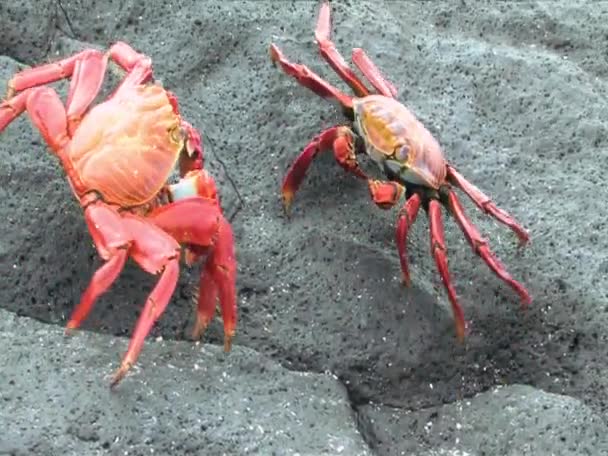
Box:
270;1;532;340
0;42;237;387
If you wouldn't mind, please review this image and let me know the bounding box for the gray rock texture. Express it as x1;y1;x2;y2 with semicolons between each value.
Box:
0;309;370;455
1;0;608;454
362;384;607;455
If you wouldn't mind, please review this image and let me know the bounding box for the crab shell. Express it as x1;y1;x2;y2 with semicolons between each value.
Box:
353;95;447;190
68;83;185;208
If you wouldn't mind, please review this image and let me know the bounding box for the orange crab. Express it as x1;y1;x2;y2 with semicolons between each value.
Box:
270;2;531;340
0;42;237;387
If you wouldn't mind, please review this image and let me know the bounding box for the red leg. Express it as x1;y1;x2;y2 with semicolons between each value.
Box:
314;1;370;97
366;180;421;286
366;180;422;286
396;194;422;287
6;49;103;98
64;41;153;132
63;50;108;133
65;201;132;332
147;197;238;352
107;41;152;74
6;48;109;129
282;125;367;216
269;43;353;110
446;165;530;245
0;87;91;197
447;190;532;307
110;214;182;388
205;216;237;351
351;48;399;98
5;42;153;135
190;263;218;341
428;199;467;342
0;89;30;133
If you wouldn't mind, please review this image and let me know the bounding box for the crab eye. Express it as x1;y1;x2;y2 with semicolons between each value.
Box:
396;144;410;161
169;126;185;143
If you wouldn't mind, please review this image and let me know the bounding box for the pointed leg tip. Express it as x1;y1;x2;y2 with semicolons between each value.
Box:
191;319;209;341
282;192;294;219
454;319;467;344
64;321;78;336
109;361;133;390
109;370;126;390
269;44;281;64
224;332;234;352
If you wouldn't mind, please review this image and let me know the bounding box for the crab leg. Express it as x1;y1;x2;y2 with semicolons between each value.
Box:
4;42;153;135
446;165;529;245
0;87;90;195
189;259;219;341
428;199;467;342
447;190;532;307
396;194;422;286
5;49;99;98
65;201;132;332
351;48;399;98
148;197;237;352
365;180;422;286
270;43;353;111
109;213;182;388
314;1;370;97
65;251;128;333
282;125;367;216
0;90;30;133
6;42;151;98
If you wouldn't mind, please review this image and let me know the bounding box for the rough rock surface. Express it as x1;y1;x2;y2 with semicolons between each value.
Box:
361;384;607;455
1;0;608;454
0;309;370;455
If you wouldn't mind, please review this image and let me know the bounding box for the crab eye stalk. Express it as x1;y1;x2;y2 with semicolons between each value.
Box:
169;125;185;144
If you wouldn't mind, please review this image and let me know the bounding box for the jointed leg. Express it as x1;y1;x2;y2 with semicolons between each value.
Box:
351;48;398;98
0;87;90;194
110;214;182;388
396;194;422;286
65;250;128;333
148;197;238;352
427;199;467;342
190;260;218;342
6;48;103;98
270;43;353;110
65;201;132;333
6;41;151;97
4;42;153;135
366;180;422;287
447;190;532;307
314;1;371;97
446;165;529;245
282;125;366;216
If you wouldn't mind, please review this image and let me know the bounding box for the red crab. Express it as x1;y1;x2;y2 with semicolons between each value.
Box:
270;2;531;341
0;42;237;387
